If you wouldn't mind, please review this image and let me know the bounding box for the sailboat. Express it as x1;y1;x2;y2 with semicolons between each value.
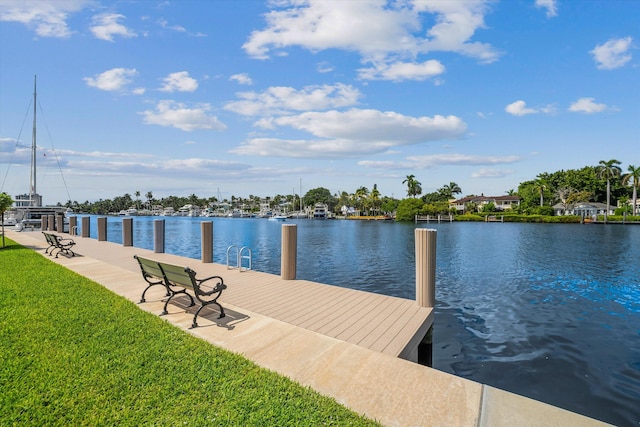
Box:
13;76;68;231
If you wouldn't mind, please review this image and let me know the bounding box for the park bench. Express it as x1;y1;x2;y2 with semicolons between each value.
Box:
42;231;76;258
134;255;226;328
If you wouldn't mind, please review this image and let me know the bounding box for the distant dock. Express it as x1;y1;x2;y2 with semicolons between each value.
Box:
415;214;454;223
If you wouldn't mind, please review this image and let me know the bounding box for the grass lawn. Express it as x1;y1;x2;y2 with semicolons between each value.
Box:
0;238;380;426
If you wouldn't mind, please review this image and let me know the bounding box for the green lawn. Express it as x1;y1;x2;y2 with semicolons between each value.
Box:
0;238;380;426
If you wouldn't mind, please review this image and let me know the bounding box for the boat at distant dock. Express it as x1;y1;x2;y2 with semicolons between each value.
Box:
312;203;328;219
11;76;69;231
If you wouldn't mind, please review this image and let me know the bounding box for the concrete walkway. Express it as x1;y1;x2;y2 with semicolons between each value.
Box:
5;229;611;427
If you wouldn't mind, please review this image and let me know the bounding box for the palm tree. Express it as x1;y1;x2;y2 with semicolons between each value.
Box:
622;164;640;216
134;190;141;209
596;159;622;222
438;182;462;200
145;191;153;209
532;179;547;207
370;184;381;215
354;186;369;214
403;174;422;198
446;182;462;197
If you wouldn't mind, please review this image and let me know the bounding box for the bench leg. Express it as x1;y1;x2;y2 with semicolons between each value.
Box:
161;289;194;316
191;301;225;328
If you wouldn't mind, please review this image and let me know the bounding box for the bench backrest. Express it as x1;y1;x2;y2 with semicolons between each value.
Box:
43;232;56;245
134;256;165;281
158;262;196;291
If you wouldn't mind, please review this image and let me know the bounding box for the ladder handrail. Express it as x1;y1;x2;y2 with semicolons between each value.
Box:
226;245;252;271
239;246;252;271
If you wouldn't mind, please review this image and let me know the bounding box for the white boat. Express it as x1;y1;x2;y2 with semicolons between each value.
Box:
258;201;273;218
268;215;287;221
177;204;200;216
151;205;164;216
162;207;175;216
288;211;307;219
1;210;18;226
313;203;328;219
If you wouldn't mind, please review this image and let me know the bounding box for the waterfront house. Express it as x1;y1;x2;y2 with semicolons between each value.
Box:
451;195;520;213
552;202;614;217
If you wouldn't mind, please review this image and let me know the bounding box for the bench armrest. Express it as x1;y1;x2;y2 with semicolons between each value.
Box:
195;275;226;296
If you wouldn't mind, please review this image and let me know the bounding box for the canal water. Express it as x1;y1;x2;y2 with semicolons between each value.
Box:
78;216;639;426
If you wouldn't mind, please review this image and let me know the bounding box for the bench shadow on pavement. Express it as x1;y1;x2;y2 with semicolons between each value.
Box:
164;295;250;330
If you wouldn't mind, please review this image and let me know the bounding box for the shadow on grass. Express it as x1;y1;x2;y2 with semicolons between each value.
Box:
0;243;26;251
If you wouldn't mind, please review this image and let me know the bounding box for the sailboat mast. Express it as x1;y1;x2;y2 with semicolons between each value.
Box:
30;75;37;206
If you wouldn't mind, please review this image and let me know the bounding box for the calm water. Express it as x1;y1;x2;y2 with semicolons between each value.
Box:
79;216;640;426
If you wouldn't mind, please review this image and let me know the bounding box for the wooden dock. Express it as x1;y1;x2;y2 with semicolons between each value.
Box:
222;269;433;360
11;229;433;362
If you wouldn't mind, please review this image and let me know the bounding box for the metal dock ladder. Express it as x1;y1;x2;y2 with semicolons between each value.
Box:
226;245;252;271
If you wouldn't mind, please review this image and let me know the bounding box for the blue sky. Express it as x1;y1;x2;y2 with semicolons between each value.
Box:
0;0;638;205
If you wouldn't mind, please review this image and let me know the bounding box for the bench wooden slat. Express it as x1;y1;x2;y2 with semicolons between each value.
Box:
159;262;195;291
134;255;168;303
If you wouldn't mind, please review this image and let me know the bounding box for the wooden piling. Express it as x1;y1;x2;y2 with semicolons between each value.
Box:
97;217;107;241
415;228;436;308
153;219;164;253
281;223;297;280
201;221;213;263
122;217;133;247
68;216;77;235
81;216;90;238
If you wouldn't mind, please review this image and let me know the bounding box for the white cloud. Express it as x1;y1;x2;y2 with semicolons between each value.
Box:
90;13;136;42
505;100;555;116
471;168;514;178
0;0;89;38
229;73;253;85
159;71;198;92
505;100;537;116
157;18;186;33
84;68;138;91
535;0;558;18
316;61;334;73
358;153;520;170
416;0;499;63
140;100;226;131
406;153;520;166
243;0;500;81
568;97;607;114
358;59;445;81
590;37;633;70
231;109;466;158
225;83;361;116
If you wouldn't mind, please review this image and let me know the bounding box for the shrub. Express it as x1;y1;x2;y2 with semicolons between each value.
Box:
395;198;425;221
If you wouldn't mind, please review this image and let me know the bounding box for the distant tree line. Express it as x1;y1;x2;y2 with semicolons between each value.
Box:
57;160;639;221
